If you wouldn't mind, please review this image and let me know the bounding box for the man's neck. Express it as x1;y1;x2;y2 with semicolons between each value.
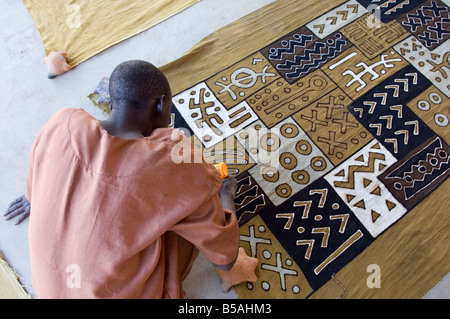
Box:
100;109;146;140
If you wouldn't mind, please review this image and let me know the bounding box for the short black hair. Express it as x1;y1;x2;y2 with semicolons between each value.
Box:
109;60;171;107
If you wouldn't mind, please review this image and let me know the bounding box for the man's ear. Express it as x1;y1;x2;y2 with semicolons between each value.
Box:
156;95;166;116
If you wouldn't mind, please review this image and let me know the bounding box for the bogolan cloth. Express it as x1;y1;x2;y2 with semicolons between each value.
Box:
90;0;450;298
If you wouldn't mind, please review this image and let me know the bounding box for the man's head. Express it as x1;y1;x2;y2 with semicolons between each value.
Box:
108;60;172;135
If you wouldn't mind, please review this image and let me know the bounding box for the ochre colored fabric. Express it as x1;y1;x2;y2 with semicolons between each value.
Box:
152;0;450;299
25;108;239;299
0;253;33;299
22;0;201;67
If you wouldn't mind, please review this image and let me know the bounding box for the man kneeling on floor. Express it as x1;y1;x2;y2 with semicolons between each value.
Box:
4;60;240;299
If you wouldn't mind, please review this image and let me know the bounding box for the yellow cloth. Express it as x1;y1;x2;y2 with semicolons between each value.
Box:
0;253;32;299
23;0;201;67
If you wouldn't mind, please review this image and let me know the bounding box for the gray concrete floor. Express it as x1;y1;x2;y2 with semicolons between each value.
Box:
0;0;448;299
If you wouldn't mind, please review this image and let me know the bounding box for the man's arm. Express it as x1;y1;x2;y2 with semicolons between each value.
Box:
214;256;238;272
4;195;30;225
214;176;238;271
218;176;237;214
170;175;240;272
215;179;260;288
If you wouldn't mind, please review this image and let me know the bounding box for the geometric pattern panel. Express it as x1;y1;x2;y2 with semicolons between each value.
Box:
394;36;450;97
237;118;333;206
397;0;450;51
322;46;409;100
260;27;353;83
173;82;258;148
341;13;410;59
292;88;373;166
356;0;428;23
306;0;368;38
234;215;314;299
259;178;374;290
348;65;436;159
407;85;450;143
233;172;271;226
379;135;450;210
324;139;407;238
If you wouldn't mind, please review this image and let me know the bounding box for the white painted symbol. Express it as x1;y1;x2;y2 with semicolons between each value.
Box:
261;253;298;291
240;225;271;258
329;52;358;70
342;53;402;92
215;66;276;100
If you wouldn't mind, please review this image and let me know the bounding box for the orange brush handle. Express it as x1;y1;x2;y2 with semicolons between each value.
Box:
214;162;229;179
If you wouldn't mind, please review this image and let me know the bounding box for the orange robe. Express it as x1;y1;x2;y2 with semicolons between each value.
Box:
25;108;239;299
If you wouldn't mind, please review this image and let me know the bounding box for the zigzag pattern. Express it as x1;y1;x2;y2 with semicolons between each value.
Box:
285;38;347;79
236;194;266;223
277;42;326;70
385;0;411;15
235;175;267;224
333;152;386;189
268;34;313;60
235;185;258;205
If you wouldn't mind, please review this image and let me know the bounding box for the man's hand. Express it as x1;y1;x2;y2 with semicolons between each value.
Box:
219;176;237;214
4;195;30;225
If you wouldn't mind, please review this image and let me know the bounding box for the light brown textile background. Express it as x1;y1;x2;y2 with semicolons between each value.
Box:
23;0;201;67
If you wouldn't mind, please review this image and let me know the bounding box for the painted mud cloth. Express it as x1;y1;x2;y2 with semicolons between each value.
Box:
91;0;450;298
